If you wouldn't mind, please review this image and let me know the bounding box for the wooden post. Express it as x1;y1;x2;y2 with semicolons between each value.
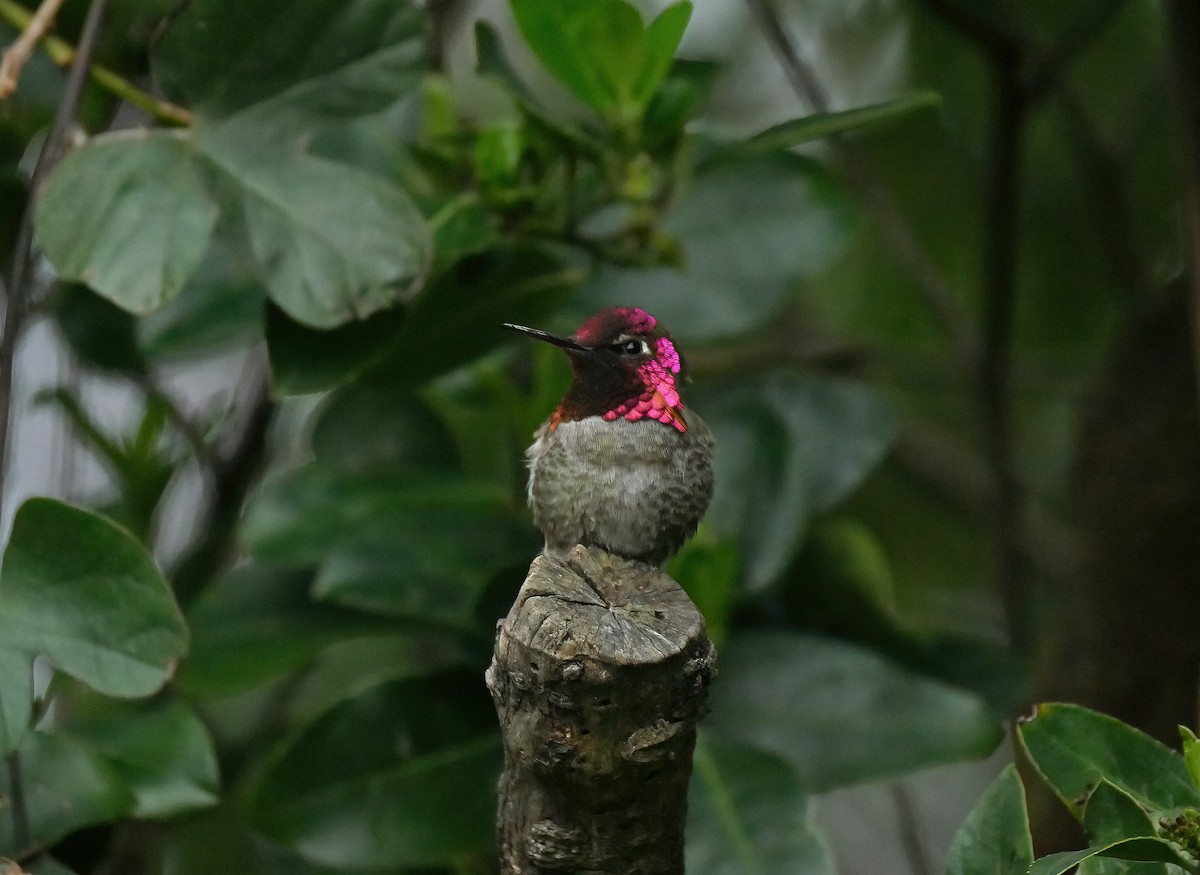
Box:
486;545;717;875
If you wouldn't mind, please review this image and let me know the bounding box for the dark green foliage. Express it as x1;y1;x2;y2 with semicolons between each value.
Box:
2;0;1190;871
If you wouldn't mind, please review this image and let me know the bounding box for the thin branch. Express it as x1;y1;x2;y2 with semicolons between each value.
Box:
744;0;982;370
1;0;110;522
978;59;1032;651
170;367;274;607
0;0;66;98
744;0;827;112
1055;88;1149;302
890;783;933;875
0;0;192;125
912;0;1021;56
1026;0;1129;103
133;376;217;469
1166;0;1200;419
4;753;29;855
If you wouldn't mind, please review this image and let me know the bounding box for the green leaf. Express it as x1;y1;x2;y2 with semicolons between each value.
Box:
0;649;31;756
35;132;219;315
1018;704;1200;819
781;519;1028;715
250;673;500;869
686;735;833;875
310;386;459;475
510;0;692;121
52;282;146;374
0;499;187;754
580;152;857;343
473;21;605;158
137;234;266;360
60;700;219;818
1085;780;1158;842
1029;838;1196;875
286;635;470;723
698;375;897;591
265;303;403;396
207;125;431;327
153;0;425;120
177;565;388;698
705;631;1003;790
0;731;135;855
1079;781;1171;875
632;2;694;111
668;539;739;647
242;467;532;626
739;91;943;155
1180;726;1200;789
38;0;432;330
364;246;583;388
945;765;1034;875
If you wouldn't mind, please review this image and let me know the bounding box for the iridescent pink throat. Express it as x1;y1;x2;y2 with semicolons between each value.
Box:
601;336;688;433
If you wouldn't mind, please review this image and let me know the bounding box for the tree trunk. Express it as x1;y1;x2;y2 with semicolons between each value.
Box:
486;545;717;875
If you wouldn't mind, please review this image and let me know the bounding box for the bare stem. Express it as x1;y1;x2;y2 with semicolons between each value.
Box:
5;752;29;855
170;366;274;606
0;0;66;98
890;783;933;875
0;0;111;523
978;56;1031;650
1167;0;1200;419
0;0;192;125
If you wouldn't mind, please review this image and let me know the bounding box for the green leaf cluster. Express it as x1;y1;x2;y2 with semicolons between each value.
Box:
947;705;1200;875
0;0;1022;871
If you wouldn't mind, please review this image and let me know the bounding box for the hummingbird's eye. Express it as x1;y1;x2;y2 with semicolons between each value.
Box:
619;339;646;356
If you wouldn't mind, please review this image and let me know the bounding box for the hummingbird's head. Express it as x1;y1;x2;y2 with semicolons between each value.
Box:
503;306;689;432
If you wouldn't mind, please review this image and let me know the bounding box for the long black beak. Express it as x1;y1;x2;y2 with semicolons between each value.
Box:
502;322;588;352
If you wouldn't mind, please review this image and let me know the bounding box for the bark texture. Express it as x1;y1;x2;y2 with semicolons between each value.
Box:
486;545;716;875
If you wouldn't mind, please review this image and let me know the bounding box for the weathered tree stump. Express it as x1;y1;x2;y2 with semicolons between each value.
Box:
486;545;717;875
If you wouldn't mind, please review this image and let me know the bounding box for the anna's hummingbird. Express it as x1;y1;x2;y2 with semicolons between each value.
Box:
504;306;715;566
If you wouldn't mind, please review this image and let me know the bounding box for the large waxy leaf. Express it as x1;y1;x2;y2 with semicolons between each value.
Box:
0;499;187;754
36;0;430;330
1079;781;1168;875
510;0;692;121
706;631;1003;790
945;765;1034;875
581;152;857;343
60;700;219;818
265;304;403;395
250;673;499;869
154;0;424;120
363;246;583;388
1018;703;1200;819
35;132;218;314
0;731;135;856
242;467;531;626
197;128;431;328
698;375;897;591
686;736;833;875
177;565;389;698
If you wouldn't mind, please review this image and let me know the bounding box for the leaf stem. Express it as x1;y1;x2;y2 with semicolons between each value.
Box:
0;0;192;125
0;0;66;98
1;0;107;520
4;752;29;855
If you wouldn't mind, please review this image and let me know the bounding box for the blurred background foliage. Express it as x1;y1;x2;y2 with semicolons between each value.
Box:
0;0;1197;872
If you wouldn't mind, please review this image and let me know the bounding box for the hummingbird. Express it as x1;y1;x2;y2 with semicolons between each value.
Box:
503;306;714;566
